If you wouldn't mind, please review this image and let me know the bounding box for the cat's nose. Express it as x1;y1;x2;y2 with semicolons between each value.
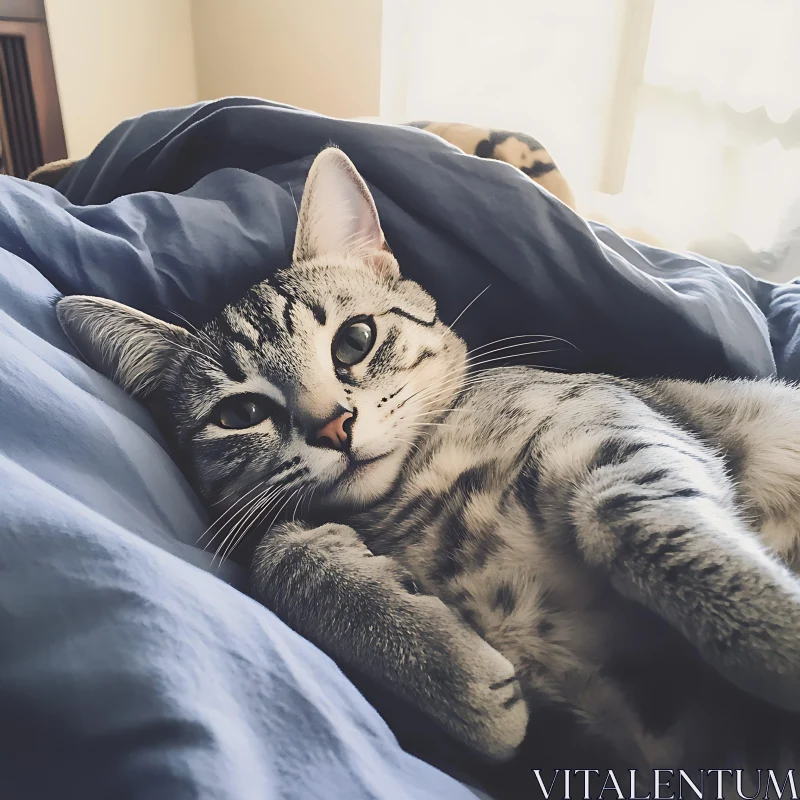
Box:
314;410;354;451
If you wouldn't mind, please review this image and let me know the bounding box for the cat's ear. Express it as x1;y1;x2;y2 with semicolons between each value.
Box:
293;147;398;279
56;296;195;397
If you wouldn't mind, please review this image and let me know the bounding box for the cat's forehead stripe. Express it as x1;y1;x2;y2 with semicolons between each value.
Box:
225;311;261;346
218;308;259;349
266;274;329;330
217;344;247;382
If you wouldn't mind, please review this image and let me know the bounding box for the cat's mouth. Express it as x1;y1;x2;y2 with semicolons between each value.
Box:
320;446;407;509
347;451;392;469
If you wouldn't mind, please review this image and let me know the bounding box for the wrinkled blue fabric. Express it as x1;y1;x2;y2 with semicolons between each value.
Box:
1;97;798;799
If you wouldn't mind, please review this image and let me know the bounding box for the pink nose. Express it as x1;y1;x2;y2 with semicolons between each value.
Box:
315;412;353;451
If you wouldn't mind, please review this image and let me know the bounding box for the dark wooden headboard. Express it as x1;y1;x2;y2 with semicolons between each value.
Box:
0;0;66;177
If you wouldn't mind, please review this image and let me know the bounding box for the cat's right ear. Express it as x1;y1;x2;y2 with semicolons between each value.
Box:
293;147;399;280
56;296;196;397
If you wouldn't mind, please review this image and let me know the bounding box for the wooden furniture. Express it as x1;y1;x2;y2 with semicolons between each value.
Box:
0;0;66;177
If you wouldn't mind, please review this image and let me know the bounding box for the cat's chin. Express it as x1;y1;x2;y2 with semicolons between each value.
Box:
318;446;410;511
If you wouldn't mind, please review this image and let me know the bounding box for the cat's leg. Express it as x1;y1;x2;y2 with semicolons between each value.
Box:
642;378;800;569
251;522;529;762
460;575;678;770
563;442;800;714
507;619;674;770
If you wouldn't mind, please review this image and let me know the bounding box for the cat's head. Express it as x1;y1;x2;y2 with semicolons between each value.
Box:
56;148;467;519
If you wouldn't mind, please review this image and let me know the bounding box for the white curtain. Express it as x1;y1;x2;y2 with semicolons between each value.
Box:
381;0;800;258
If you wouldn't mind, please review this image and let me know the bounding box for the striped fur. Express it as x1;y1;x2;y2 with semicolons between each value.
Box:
57;148;800;781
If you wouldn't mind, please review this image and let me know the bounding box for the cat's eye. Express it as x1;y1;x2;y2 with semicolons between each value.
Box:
212;395;271;429
333;317;375;367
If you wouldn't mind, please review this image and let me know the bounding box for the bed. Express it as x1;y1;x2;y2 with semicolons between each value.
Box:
2;97;799;799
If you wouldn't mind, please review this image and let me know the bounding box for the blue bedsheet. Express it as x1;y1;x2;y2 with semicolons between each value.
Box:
1;98;798;799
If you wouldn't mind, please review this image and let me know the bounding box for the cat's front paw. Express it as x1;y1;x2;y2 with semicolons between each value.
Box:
287;521;374;559
252;521;529;761
437;622;529;762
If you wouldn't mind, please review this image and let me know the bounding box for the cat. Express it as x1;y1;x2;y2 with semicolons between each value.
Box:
56;147;800;782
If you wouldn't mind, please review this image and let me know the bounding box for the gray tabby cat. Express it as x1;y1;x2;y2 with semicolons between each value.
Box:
56;148;800;772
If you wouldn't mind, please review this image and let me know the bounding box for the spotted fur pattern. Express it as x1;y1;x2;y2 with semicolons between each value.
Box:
408;121;575;208
57;148;800;779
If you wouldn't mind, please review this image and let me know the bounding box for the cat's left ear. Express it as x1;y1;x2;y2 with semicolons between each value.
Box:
56;296;198;397
293;147;399;280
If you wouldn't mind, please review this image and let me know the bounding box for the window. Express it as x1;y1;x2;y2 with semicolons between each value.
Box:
381;0;800;254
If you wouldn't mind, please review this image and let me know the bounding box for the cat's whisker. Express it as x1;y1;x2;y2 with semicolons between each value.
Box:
291;486;310;525
467;340;565;362
402;371;492;404
395;371;491;410
395;351;543;422
400;343;569;420
210;481;281;561
215;481;292;568
153;323;224;369
287;184;300;220
253;483;300;538
167;310;222;356
405;369;545;422
417;407;474;413
466;348;561;370
406;373;498;410
462;355;570;376
211;499;265;567
211;461;306;508
392;436;421;454
213;493;271;567
302;485;318;516
394;385;429;410
465;342;567;365
196;479;267;546
161;335;224;373
212;470;300;560
170;346;222;373
212;478;256;508
468;363;564;375
268;486;304;529
259;485;306;544
468;333;581;355
447;284;491;331
243;482;295;535
413;376;498;407
216;495;277;567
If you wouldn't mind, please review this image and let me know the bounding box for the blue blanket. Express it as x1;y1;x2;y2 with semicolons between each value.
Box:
1;98;798;799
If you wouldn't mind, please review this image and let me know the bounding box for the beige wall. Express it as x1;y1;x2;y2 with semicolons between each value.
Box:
45;0;383;159
191;0;382;118
45;0;198;158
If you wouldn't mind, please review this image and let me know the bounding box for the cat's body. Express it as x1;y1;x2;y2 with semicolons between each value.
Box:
350;369;800;768
56;148;800;787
